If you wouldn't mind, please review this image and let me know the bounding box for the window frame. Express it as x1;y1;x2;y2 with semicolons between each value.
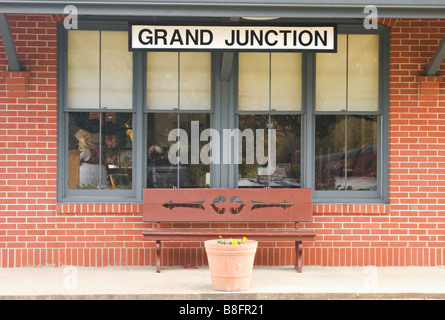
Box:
57;21;143;203
307;25;390;203
143;51;215;189
234;25;389;203
57;20;389;205
235;52;304;188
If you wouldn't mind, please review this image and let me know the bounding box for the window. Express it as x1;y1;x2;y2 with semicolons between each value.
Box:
313;32;386;201
314;114;377;191
60;28;134;202
146;52;212;188
67;30;133;110
58;21;388;204
237;52;302;188
236;30;388;202
68;112;133;190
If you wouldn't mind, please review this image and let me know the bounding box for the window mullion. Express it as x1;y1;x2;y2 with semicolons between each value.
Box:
177;53;181;188
344;35;349;191
98;31;103;189
304;52;315;190
135;50;144;201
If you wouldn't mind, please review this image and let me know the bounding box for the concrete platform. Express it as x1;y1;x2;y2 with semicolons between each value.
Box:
1;265;445;300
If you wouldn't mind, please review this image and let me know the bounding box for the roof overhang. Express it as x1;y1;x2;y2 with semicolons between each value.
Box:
2;1;445;74
1;1;445;19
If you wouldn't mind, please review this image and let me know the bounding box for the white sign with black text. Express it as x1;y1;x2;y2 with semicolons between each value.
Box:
130;25;337;52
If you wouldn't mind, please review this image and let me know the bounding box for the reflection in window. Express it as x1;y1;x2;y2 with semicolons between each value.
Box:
146;113;210;188
238;115;301;188
315;115;377;191
68;112;133;189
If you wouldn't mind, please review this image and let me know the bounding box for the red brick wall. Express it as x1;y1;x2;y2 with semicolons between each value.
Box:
1;15;444;268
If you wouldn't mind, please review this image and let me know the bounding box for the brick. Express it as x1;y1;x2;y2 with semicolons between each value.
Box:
2;15;445;268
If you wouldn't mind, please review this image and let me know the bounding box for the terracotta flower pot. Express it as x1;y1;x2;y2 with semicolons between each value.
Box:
204;239;257;292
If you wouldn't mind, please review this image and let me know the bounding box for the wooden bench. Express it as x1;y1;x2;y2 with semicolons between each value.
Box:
142;188;316;273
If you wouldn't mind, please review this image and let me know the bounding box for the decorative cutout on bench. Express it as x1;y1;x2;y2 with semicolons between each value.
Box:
161;195;292;214
211;196;225;214
162;200;205;210
230;196;245;214
251;200;293;211
211;196;245;214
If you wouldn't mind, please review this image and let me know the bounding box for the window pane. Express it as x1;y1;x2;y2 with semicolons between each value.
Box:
347;115;378;190
271;53;302;111
315;115;346;190
102;113;133;189
348;35;379;111
101;31;133;109
238;115;269;187
179;114;211;187
180;52;211;110
270;115;301;187
147;113;210;188
238;53;269;111
316;35;347;112
68;112;103;189
147;113;178;187
316;34;379;112
147;52;211;111
67;31;100;109
147;52;179;110
68;31;133;110
68;112;133;189
238;115;301;188
315;115;378;191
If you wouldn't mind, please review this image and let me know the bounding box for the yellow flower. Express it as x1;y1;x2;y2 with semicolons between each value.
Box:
242;237;247;243
232;240;239;245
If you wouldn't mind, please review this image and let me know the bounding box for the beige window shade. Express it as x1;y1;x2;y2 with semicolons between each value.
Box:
316;34;347;112
180;52;211;110
147;52;179;110
146;52;211;110
238;52;269;111
100;31;133;109
67;30;133;109
316;34;379;112
348;34;379;111
67;30;100;109
239;52;302;111
271;53;302;111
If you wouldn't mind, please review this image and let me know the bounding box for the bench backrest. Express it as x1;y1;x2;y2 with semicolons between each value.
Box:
143;188;312;223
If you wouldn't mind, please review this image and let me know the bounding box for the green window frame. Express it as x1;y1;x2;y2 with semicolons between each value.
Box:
308;25;389;203
57;19;389;204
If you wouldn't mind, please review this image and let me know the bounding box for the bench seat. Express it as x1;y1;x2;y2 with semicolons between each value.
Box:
142;228;316;242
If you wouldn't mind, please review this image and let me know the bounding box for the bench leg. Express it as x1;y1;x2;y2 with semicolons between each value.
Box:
156;240;162;273
295;241;303;273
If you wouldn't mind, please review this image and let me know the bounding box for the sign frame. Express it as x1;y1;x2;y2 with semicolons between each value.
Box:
129;23;337;53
